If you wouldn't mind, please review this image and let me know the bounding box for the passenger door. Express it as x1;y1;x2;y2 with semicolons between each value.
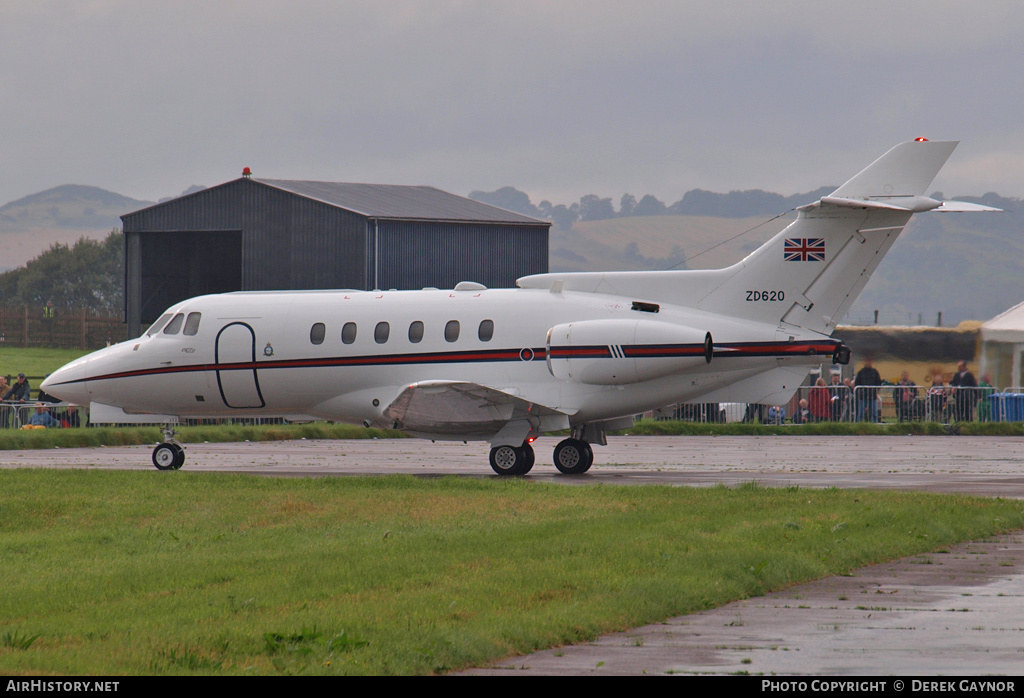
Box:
215;322;265;408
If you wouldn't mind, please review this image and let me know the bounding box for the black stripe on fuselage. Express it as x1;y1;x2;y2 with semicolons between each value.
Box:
51;339;842;386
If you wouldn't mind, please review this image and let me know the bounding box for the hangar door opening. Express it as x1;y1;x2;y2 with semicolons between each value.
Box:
139;231;242;325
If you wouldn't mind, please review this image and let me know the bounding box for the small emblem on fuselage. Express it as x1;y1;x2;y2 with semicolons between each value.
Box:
264;343;274;357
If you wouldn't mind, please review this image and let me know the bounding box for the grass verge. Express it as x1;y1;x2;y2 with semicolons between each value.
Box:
1;471;1022;675
626;418;1024;437
2;418;1022;452
0;422;405;450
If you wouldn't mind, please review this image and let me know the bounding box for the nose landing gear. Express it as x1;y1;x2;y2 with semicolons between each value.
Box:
152;426;185;470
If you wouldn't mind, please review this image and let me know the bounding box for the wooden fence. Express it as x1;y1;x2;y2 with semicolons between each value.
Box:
0;307;125;350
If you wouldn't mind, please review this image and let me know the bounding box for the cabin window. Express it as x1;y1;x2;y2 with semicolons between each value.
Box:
183;312;202;336
162;313;185;335
310;322;326;345
342;322;357;344
478;319;494;342
375;321;390;344
146;314;172;336
444;320;460;342
408;320;424;343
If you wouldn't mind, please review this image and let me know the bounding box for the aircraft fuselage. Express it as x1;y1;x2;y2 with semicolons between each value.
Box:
47;286;837;434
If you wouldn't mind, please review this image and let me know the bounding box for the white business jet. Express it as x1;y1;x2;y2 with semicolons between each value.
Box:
41;139;997;474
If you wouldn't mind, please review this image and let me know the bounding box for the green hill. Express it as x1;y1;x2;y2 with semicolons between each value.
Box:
0;185;153;270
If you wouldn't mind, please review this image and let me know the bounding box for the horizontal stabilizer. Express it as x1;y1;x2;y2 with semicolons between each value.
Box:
934;200;1003;212
804;195;1002;213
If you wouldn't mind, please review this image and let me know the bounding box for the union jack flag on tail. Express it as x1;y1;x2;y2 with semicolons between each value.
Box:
784;237;825;262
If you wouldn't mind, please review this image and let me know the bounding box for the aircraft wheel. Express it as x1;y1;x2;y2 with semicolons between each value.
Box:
489;443;533;476
553;438;593;475
521;443;535;474
153;442;185;471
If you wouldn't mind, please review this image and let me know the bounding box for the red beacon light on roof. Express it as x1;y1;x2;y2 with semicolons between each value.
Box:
914;137;929;142
242;167;252;178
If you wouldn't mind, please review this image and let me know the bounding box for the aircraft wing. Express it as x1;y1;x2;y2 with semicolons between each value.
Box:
383;380;572;446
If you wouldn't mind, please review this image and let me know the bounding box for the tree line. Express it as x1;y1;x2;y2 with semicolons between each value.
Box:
470;185;835;231
0;230;123;317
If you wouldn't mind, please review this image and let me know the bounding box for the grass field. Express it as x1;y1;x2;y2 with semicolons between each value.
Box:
1;471;1022;675
0;346;90;381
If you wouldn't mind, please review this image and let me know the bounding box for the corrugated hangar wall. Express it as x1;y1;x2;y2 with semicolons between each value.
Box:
122;178;549;336
374;220;547;291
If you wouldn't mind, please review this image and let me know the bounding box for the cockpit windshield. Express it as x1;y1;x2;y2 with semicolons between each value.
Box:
145;314;173;336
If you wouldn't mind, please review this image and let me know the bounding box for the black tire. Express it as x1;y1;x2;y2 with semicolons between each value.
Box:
489;443;533;476
553;438;593;474
170;443;185;470
153;443;185;471
521;443;535;474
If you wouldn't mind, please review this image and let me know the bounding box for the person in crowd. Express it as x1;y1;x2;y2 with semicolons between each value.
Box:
809;377;832;422
828;373;850;421
950;360;978;421
928;373;950;422
767;404;785;424
977;373;996;422
3;373;31;402
893;371;921;422
791;398;811;424
854;359;882;422
27;403;60;428
62;404;82;428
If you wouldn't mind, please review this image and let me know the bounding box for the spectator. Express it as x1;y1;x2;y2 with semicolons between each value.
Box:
809;378;831;422
767;405;786;424
854;359;882;422
3;373;31;402
828;374;850;421
950;360;978;422
791;398;811;424
893;371;921;422
62;404;82;428
977;373;996;422
928;374;949;422
27;403;60;428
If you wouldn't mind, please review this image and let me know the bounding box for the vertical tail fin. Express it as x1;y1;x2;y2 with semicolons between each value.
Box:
694;140;965;334
517;140;997;336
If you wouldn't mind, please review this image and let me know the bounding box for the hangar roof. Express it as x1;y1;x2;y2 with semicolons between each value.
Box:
256;179;546;225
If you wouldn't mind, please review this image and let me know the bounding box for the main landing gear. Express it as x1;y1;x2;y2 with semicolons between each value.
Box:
552;438;593;475
152;426;185;471
488;437;594;477
488;442;535;476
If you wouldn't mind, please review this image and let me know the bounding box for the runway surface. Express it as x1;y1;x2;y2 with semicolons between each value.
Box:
4;434;1024;675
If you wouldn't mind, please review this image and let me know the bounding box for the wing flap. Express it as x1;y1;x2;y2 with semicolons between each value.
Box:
383;380;572;444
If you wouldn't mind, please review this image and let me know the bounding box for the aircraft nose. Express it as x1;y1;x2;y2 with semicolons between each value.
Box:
41;359;91;405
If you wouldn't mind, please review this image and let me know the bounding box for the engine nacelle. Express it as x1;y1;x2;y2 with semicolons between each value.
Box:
546;319;712;385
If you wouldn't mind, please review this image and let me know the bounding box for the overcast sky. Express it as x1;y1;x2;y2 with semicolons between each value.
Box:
4;0;1023;208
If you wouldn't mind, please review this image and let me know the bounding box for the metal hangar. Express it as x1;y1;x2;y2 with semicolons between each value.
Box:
121;177;550;336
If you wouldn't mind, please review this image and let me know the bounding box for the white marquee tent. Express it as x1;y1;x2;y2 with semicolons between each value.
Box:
980;301;1024;389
